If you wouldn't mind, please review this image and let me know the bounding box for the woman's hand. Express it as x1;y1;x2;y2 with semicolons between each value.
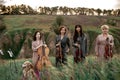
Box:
75;43;79;47
56;42;60;46
36;44;47;50
96;53;99;57
36;44;42;49
44;44;47;47
66;48;70;53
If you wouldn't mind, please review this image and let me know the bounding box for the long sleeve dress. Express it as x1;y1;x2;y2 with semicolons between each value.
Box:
73;34;87;63
32;40;44;66
55;35;70;65
95;34;114;60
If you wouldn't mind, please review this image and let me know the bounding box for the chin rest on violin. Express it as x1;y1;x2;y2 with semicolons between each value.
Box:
36;46;52;70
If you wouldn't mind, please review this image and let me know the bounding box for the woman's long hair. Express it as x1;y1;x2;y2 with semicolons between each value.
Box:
33;31;42;41
73;25;83;42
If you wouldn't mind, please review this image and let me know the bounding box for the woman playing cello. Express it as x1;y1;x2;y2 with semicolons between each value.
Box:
32;31;47;80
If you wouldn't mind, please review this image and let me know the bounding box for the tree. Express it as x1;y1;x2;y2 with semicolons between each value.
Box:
107;10;112;16
45;7;51;15
96;8;102;16
103;9;107;16
68;8;74;15
62;6;68;15
50;6;58;15
11;5;21;15
38;6;44;14
58;6;68;15
80;7;86;15
74;7;80;15
117;9;120;16
87;8;94;15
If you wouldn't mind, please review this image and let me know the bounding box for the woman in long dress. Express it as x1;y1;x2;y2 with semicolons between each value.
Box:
95;25;114;61
73;24;88;63
32;31;47;80
55;26;70;66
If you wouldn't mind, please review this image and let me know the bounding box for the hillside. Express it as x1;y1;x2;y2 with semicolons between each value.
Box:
0;15;120;59
0;15;120;80
3;15;120;31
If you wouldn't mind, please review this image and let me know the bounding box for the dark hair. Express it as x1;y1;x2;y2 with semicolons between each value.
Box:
59;26;67;35
73;24;83;42
33;31;42;41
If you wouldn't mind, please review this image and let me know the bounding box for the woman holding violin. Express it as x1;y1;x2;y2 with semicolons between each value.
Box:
73;25;88;63
32;31;47;80
95;25;114;61
55;26;70;66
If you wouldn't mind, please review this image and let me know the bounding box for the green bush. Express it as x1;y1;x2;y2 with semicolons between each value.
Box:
51;16;64;35
1;28;36;59
106;19;116;26
109;28;120;53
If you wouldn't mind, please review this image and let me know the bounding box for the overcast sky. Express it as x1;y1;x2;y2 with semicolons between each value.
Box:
4;0;119;10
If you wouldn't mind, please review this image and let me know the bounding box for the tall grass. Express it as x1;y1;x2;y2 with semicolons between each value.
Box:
0;55;120;80
109;28;120;53
1;28;36;59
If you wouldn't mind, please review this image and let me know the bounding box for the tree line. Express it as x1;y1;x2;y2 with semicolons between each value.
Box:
0;4;120;16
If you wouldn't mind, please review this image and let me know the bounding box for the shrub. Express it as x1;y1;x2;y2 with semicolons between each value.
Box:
51;16;64;35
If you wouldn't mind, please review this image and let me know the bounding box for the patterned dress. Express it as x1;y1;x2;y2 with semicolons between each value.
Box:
95;34;114;60
32;40;44;66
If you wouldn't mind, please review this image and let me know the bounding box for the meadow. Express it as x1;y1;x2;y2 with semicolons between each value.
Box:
0;15;120;80
0;55;120;80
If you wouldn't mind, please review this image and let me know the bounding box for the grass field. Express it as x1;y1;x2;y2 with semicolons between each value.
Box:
0;15;120;80
1;15;120;55
3;15;54;32
3;15;120;31
0;55;120;80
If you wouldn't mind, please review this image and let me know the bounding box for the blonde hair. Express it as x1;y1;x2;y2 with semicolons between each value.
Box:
101;25;109;30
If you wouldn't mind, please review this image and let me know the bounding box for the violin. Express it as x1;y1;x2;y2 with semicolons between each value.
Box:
56;41;62;66
36;45;51;70
104;37;113;59
74;42;82;62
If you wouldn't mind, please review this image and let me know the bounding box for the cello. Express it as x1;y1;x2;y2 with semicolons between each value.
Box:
36;45;52;70
104;37;113;59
